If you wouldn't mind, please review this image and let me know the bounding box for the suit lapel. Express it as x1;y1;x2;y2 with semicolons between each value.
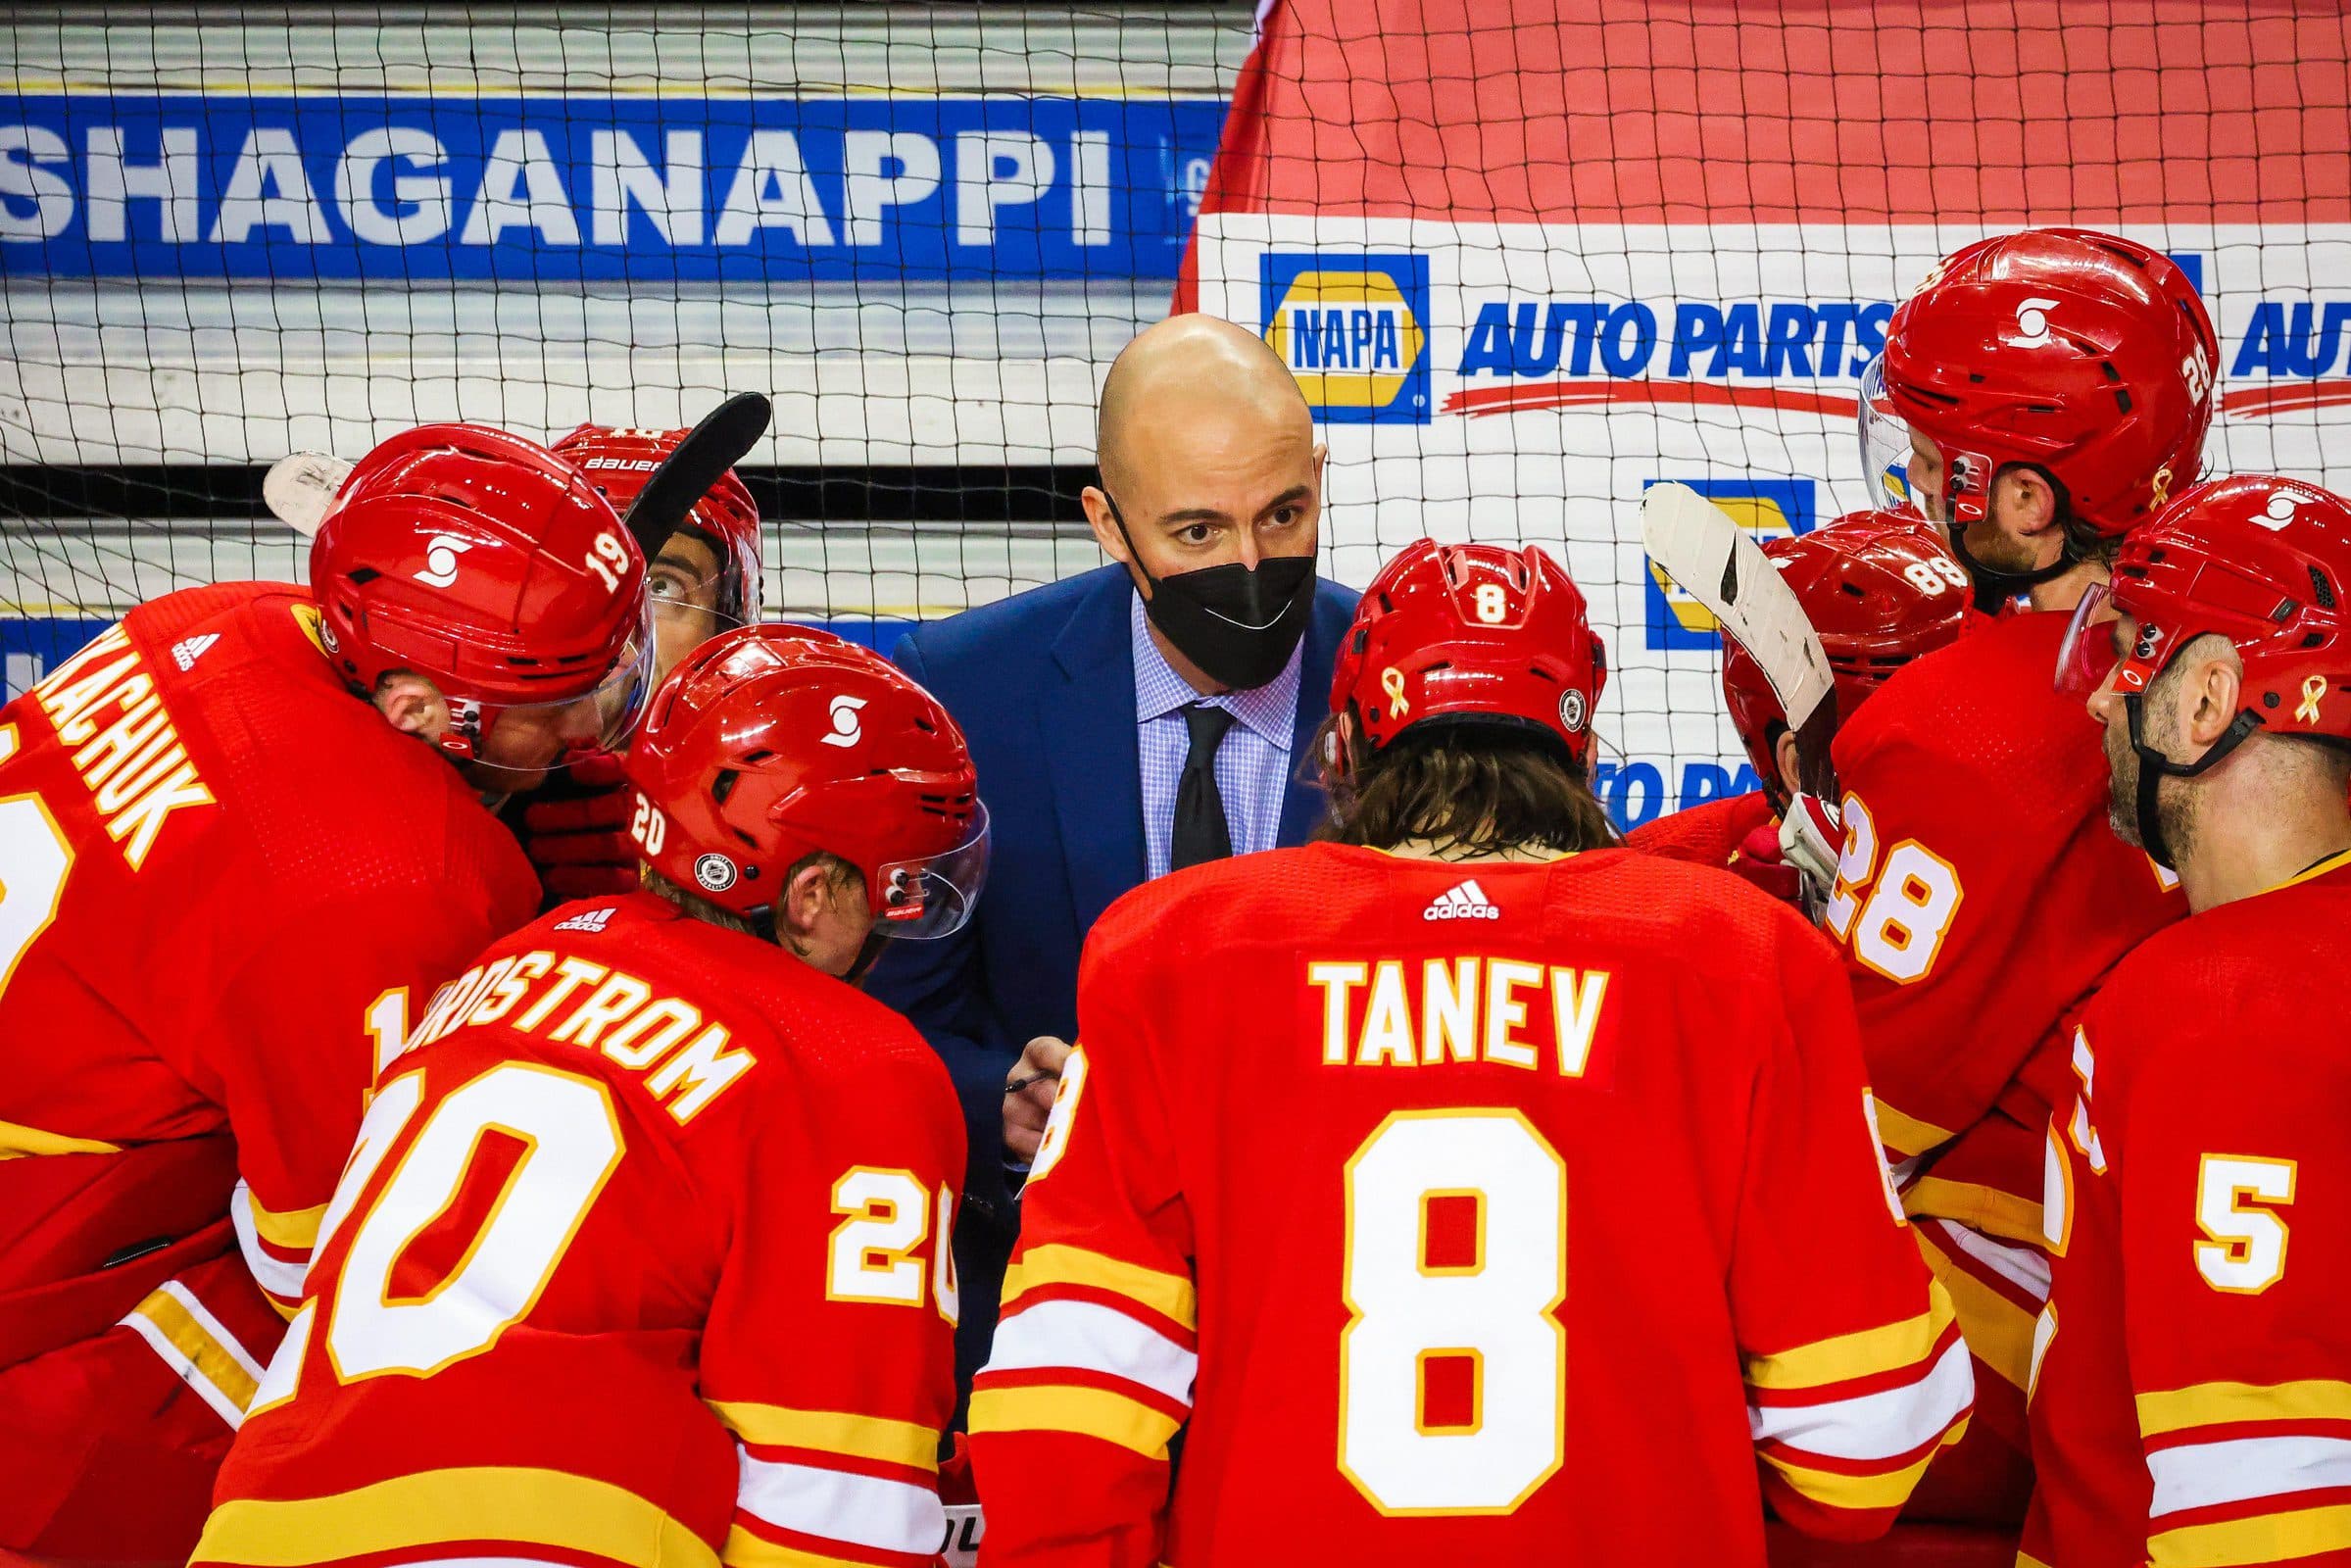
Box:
1048;567;1147;932
1277;591;1351;846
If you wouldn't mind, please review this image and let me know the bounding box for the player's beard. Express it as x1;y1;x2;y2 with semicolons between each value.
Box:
1956;514;2047;576
2102;714;2145;847
2105;688;2197;864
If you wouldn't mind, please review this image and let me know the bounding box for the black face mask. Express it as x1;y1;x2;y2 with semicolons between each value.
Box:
1106;495;1317;690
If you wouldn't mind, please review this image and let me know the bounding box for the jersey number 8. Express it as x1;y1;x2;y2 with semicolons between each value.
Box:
1341;1110;1566;1515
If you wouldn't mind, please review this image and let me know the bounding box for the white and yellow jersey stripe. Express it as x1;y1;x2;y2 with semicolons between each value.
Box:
2136;1379;2351;1568
970;1243;1200;1463
1744;1280;1976;1520
708;1400;947;1568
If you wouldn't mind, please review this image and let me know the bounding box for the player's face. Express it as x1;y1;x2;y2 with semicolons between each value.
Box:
1095;402;1324;582
649;533;727;688
2088;620;2144;844
1906;431;1947;523
470;695;609;793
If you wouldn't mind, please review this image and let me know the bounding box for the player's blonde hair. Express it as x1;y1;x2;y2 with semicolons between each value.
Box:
642;850;860;940
1313;719;1618;858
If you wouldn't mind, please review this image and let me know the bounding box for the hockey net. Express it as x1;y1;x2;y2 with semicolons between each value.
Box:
6;2;2351;826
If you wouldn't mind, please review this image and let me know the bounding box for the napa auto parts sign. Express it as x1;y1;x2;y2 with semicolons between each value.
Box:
1185;0;2351;828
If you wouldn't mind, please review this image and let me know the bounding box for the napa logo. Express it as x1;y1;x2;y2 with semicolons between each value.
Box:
1642;478;1818;652
1259;253;1432;424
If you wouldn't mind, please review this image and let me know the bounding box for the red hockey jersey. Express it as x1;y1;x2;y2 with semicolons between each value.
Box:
968;843;1971;1567
1825;610;2185;1168
2024;852;2351;1568
0;585;538;1385
1623;788;1776;868
196;891;967;1568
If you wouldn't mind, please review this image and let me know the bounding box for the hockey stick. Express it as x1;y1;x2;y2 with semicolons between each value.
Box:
262;453;353;537
262;392;773;557
621;392;771;562
1639;480;1840;799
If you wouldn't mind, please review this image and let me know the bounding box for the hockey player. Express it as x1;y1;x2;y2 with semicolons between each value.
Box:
1798;228;2216;1520
0;422;653;1557
193;624;986;1568
968;540;1970;1566
1628;510;1973;890
515;423;768;903
553;422;766;687
2023;474;2351;1568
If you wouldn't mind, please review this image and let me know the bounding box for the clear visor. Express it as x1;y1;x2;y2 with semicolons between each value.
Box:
1857;354;1919;514
651;596;746;691
462;606;659;777
872;800;992;941
2054;580;2124;698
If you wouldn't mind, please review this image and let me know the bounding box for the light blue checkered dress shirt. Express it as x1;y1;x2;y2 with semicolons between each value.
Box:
1131;589;1301;880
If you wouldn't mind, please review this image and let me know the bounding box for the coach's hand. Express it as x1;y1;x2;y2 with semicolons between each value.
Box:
1004;1036;1072;1163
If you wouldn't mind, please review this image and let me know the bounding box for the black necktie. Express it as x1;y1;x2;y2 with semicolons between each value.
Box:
1170;703;1237;871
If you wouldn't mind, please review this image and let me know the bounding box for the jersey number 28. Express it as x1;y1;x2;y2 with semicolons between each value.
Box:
1824;792;1965;985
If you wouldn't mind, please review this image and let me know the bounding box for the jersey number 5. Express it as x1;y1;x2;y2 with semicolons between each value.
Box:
1824;793;1965;985
1341;1110;1566;1515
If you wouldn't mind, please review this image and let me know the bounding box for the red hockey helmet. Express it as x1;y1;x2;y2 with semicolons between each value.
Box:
1861;228;2218;540
622;625;987;936
551;423;764;624
310;422;655;765
2059;475;2351;746
1722;512;1974;795
1331;539;1607;768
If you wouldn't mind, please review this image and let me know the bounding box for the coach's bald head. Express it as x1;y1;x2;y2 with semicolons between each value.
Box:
1084;318;1325;686
1096;315;1313;496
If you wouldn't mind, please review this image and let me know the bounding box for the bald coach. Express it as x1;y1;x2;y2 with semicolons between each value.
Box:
868;314;1359;1397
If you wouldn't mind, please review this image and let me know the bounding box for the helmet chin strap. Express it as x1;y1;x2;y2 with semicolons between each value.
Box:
2124;693;2262;869
843;927;890;986
1948;524;2076;614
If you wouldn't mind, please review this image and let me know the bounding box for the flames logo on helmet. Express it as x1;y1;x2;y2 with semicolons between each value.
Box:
822;694;867;749
2012;296;2060;347
414;532;474;588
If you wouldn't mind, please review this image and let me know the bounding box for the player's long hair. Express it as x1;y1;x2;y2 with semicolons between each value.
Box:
1313;718;1619;858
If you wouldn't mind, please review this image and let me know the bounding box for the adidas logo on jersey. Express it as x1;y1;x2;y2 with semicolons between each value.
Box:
1423;879;1499;921
171;634;219;671
552;906;615;933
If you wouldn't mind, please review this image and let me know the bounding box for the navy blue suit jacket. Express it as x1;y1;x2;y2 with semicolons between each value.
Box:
871;564;1358;1221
